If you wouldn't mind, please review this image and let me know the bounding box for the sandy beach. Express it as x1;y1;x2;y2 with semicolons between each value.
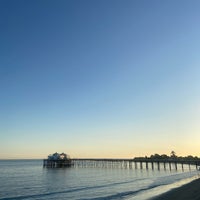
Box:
150;178;200;200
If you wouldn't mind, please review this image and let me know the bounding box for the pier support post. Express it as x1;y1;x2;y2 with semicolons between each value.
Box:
140;162;143;169
157;162;160;170
129;161;132;169
169;162;171;171
196;162;198;170
135;162;137;169
146;162;148;170
175;162;178;170
151;162;154;170
163;162;166;170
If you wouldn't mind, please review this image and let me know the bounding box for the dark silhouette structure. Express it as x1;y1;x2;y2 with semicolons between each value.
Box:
43;152;73;168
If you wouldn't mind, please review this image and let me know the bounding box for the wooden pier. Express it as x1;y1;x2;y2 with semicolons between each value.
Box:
43;152;200;170
71;158;200;171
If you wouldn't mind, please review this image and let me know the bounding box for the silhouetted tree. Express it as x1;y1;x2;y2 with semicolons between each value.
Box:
161;154;168;159
170;151;176;158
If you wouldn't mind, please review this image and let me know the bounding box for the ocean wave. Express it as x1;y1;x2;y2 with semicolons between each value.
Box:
0;177;148;200
1;171;197;200
77;184;167;200
78;174;200;200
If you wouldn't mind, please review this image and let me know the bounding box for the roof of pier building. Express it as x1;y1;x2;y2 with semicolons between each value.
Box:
48;152;70;160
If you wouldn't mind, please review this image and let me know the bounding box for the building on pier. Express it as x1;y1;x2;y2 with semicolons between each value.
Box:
43;152;73;168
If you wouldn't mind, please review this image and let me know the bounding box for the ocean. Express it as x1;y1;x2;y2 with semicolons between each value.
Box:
0;160;199;200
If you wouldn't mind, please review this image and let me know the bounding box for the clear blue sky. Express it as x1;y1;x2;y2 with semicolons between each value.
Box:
0;0;200;158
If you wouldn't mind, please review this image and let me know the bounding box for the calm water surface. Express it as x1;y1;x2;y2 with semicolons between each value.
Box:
0;160;199;200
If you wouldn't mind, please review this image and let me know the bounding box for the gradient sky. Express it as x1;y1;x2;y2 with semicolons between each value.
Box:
0;0;200;159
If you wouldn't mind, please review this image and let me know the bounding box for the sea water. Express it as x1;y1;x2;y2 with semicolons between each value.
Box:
0;160;199;200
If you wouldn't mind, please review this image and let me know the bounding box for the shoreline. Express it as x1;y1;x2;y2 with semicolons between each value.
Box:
150;177;200;200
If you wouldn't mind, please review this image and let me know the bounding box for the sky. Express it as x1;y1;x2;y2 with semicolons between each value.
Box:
0;0;200;159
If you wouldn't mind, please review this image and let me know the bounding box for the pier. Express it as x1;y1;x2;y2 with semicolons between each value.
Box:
71;158;200;171
43;152;200;171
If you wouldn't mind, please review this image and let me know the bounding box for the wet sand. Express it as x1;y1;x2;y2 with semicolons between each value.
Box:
150;178;200;200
